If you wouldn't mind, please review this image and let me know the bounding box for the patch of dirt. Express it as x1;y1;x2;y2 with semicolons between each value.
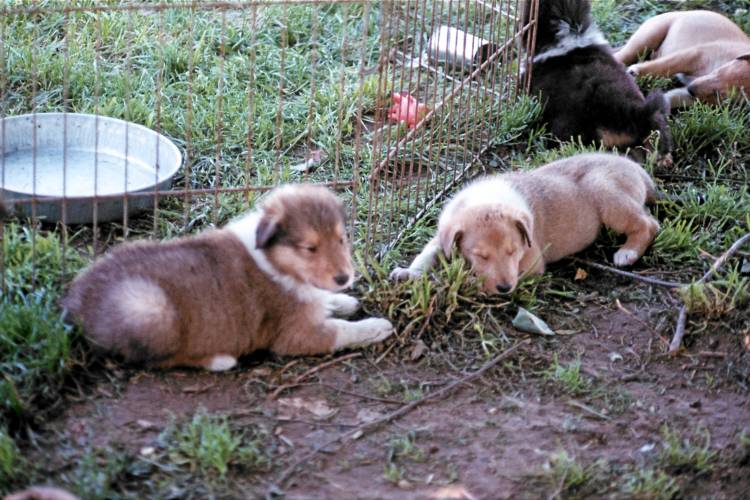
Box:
33;302;750;498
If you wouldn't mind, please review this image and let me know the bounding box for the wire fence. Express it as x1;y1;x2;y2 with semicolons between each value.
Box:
0;0;537;296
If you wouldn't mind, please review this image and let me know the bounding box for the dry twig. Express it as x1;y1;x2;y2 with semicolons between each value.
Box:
668;232;750;355
269;352;361;400
571;257;684;288
271;340;530;490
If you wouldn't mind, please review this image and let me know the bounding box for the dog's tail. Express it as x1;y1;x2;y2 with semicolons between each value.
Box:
63;276;180;364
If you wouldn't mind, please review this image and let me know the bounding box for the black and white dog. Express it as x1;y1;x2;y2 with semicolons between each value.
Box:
523;0;673;165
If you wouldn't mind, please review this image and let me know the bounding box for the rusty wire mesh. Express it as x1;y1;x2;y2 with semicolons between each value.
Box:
0;0;537;297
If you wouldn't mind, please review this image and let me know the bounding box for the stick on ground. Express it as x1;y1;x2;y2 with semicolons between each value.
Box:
571;257;684;288
270;340;530;491
668;231;750;355
269;352;361;400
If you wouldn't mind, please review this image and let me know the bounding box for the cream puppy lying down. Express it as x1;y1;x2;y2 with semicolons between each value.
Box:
391;153;659;293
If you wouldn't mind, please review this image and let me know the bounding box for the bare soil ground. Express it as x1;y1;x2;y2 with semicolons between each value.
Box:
36;298;750;499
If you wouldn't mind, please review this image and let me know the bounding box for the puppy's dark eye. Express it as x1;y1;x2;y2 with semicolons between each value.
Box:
302;245;318;253
339;237;345;245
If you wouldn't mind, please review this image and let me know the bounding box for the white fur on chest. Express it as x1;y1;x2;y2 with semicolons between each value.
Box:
226;211;324;306
533;22;608;63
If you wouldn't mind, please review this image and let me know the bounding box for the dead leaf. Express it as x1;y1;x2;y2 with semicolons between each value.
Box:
428;485;478;500
136;419;156;430
574;268;588;281
278;397;337;420
410;339;427;361
744;333;750;352
512;307;555;335
182;383;214;394
356;408;382;424
250;366;273;377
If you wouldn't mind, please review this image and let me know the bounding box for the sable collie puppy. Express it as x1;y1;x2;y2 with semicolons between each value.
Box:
62;185;394;371
615;10;750;109
523;0;672;164
391;153;659;293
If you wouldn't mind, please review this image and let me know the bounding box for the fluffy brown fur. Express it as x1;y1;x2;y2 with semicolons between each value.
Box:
615;10;750;108
391;153;659;293
62;184;393;371
523;0;673;164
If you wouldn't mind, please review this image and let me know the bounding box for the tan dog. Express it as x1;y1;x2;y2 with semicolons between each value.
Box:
62;184;393;371
390;153;659;293
615;10;750;108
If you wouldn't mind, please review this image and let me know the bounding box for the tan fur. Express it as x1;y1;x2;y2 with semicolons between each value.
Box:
597;129;638;147
62;184;392;370
391;153;659;293
4;487;79;500
615;10;750;107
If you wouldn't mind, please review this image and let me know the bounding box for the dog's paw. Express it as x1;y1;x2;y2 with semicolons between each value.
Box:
613;248;640;267
390;267;421;282
357;318;395;344
204;354;238;372
627;64;640;77
656;153;674;169
327;293;360;317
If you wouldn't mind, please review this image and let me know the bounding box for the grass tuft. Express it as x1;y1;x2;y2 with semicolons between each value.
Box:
658;425;717;476
161;408;271;480
0;293;83;427
544;354;591;396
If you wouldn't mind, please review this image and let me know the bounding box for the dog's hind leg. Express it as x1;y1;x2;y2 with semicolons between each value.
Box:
615;13;676;65
600;201;660;267
628;48;704;78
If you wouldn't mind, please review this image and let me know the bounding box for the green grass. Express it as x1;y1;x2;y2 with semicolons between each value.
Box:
63;447;130;500
160;408;270;480
0;294;81;426
543;449;602;496
0;425;24;491
621;468;679;500
658;425;717;475
2;223;86;302
544;354;591;396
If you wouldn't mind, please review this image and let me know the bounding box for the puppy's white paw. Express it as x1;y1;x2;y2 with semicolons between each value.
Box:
205;354;237;372
613;248;640;267
327;294;360;317
357;318;395;344
390;267;422;282
627;64;640;76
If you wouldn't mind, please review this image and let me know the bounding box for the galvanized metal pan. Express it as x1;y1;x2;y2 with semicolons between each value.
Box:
0;113;182;224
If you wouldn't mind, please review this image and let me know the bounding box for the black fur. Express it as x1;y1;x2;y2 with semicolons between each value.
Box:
525;0;672;157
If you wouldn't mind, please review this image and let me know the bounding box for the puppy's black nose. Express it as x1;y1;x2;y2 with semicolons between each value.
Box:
496;284;512;293
334;274;350;286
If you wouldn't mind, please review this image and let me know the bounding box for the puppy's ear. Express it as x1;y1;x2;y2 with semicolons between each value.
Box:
737;53;750;62
515;216;533;248
439;224;464;256
255;214;281;249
